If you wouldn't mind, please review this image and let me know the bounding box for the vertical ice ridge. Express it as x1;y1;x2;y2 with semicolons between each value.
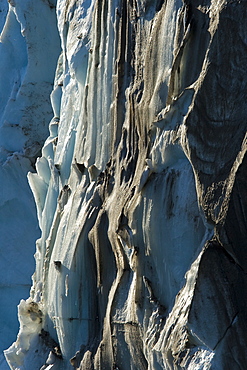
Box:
4;0;247;369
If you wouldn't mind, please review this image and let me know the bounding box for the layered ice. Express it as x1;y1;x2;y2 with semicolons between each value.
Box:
3;0;247;369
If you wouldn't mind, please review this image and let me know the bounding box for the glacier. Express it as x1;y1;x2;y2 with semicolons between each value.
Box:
0;0;60;368
2;0;247;369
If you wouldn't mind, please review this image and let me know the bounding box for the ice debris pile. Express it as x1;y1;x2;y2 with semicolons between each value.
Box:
3;0;247;369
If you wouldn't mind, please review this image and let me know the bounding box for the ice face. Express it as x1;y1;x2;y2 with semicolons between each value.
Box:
4;0;247;369
0;0;60;367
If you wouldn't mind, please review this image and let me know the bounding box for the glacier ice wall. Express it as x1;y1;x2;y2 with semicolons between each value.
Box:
4;0;247;369
0;0;60;367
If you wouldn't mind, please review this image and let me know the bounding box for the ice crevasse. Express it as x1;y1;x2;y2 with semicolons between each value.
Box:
2;0;247;369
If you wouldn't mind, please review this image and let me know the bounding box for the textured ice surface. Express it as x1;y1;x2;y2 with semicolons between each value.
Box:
3;0;247;369
0;0;60;367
